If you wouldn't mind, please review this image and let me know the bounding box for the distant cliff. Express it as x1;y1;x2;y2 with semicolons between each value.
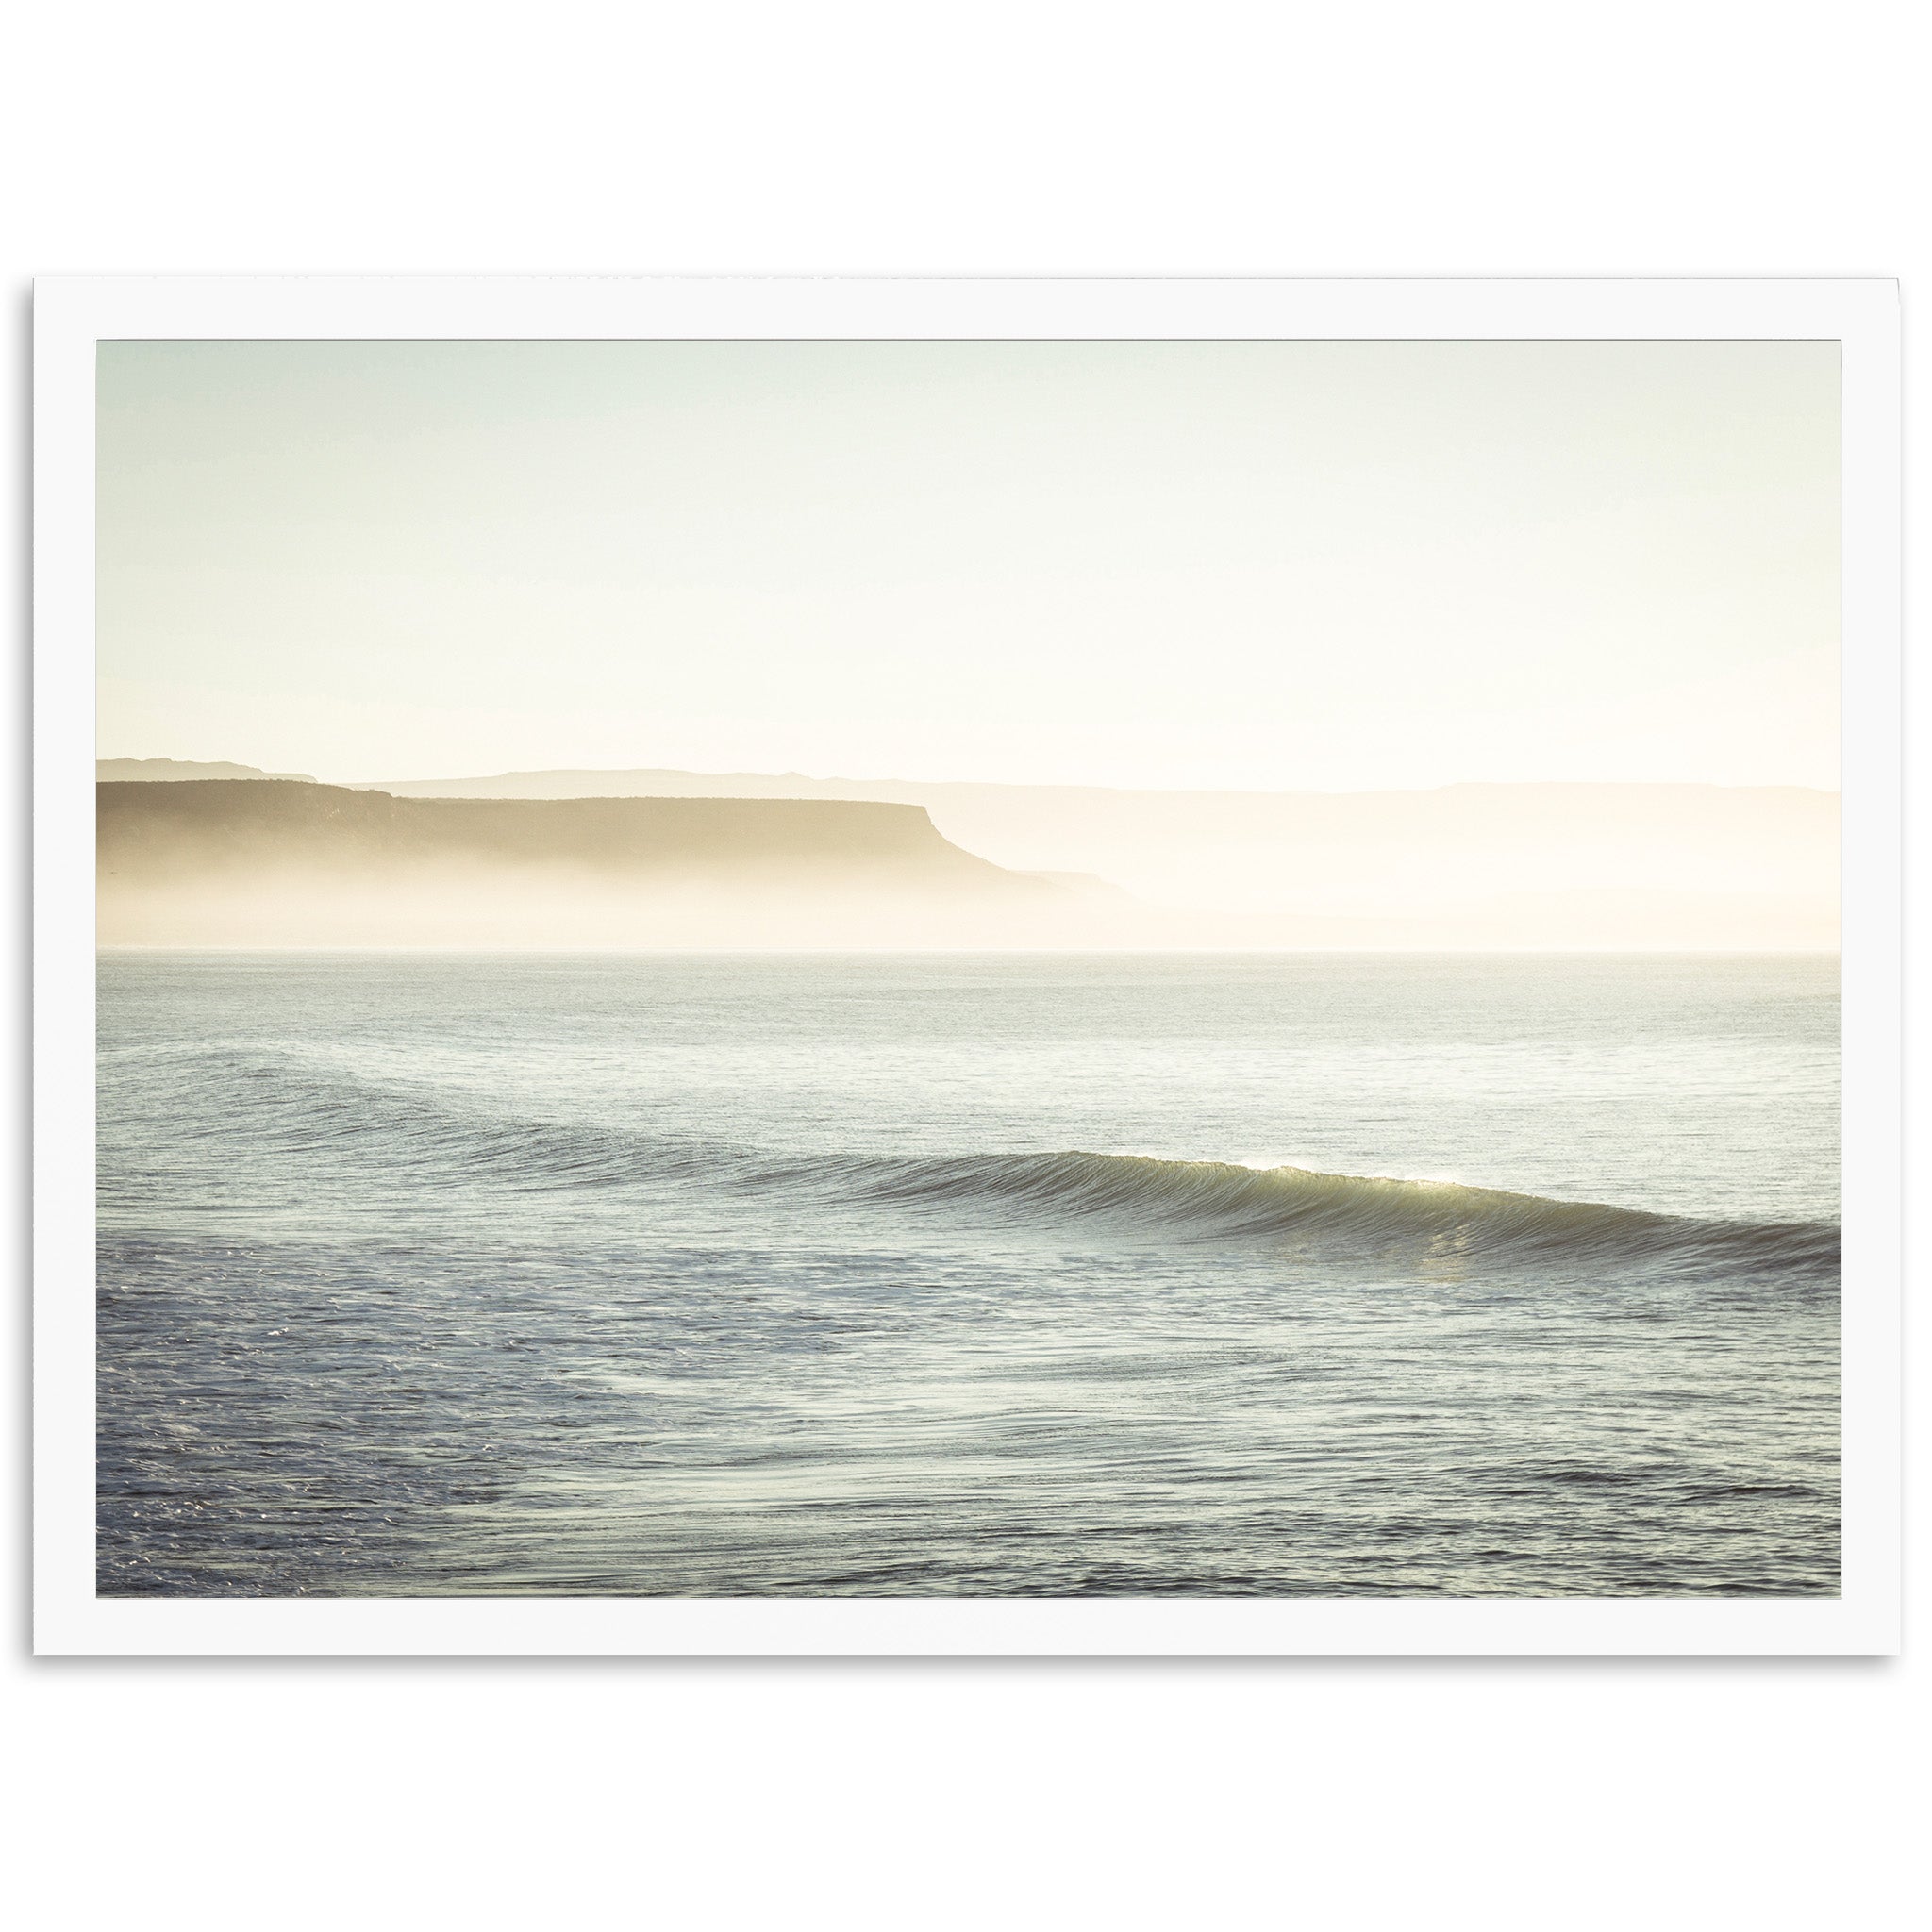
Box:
94;774;1837;951
97;781;1060;946
97;758;317;783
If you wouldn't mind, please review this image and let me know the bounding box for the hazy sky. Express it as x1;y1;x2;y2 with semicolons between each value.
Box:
97;338;1840;791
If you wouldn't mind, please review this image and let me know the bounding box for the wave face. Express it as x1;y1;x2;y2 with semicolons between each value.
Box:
767;1148;1841;1276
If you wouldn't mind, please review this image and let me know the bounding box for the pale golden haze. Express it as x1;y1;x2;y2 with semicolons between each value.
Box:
99;339;1840;794
95;768;1837;951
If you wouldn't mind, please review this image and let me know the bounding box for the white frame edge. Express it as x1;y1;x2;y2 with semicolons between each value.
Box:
34;276;1902;1656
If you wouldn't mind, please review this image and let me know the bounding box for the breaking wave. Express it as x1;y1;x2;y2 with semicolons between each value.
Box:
779;1148;1840;1274
105;1044;1840;1279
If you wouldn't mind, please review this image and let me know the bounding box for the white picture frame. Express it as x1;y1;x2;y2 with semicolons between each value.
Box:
35;275;1902;1656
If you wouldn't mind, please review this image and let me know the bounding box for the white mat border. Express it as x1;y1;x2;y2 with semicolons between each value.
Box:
34;275;1901;1656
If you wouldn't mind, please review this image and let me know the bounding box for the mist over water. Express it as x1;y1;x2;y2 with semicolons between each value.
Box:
94;770;1842;951
96;951;1840;1598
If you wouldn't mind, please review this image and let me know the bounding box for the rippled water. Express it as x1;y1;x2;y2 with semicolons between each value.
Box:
96;951;1840;1597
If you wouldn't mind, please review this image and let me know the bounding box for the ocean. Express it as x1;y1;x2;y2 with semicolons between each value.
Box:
95;951;1841;1598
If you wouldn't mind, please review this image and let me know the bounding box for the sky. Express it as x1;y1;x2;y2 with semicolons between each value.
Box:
96;338;1841;791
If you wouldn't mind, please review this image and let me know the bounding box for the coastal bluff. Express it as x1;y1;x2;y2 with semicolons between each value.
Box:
97;780;1061;946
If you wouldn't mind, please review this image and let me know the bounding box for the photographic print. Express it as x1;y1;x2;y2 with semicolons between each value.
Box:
38;279;1898;1650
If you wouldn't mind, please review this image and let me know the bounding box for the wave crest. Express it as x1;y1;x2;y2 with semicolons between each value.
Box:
813;1148;1840;1274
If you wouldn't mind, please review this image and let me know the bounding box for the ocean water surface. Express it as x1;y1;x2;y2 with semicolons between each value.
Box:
96;951;1840;1597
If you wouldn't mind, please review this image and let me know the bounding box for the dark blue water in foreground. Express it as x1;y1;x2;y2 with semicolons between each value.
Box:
96;952;1840;1597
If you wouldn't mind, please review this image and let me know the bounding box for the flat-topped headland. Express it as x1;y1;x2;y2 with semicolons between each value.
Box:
97;780;1062;946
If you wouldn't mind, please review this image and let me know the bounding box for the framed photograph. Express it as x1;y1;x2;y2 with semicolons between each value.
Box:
33;276;1901;1654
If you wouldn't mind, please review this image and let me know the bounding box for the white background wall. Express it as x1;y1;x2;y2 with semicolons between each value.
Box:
5;5;1922;1925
